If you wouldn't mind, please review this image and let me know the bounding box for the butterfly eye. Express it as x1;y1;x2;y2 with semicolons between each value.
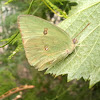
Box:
72;38;78;44
43;28;48;35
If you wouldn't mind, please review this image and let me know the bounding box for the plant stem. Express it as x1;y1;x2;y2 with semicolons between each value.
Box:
27;0;35;14
0;31;19;48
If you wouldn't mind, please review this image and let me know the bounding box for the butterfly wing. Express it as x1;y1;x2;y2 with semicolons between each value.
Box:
18;15;75;71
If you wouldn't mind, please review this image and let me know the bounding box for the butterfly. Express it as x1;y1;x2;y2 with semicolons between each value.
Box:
18;15;89;71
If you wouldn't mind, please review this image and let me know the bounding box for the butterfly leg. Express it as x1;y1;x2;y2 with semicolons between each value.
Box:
74;48;80;58
76;44;87;47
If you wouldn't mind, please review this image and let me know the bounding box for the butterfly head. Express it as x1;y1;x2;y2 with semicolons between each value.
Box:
72;38;78;44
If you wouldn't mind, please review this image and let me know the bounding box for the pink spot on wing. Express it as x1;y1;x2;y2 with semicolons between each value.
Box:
43;28;48;35
44;46;48;51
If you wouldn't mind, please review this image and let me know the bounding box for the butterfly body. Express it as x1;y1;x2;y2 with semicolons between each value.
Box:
18;15;75;71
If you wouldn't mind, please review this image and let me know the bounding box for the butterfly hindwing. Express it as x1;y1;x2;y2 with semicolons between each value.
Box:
18;15;75;71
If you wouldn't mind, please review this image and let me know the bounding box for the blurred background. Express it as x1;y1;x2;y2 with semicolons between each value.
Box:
0;0;100;100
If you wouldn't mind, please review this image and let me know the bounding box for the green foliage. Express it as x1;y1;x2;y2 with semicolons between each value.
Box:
5;0;15;5
0;70;16;95
55;0;77;14
42;0;68;18
0;0;100;100
8;33;23;59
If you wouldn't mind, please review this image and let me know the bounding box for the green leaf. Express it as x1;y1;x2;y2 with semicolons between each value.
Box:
68;0;100;16
46;2;100;87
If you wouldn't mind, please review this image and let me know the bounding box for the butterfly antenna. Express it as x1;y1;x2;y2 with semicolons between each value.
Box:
74;23;90;39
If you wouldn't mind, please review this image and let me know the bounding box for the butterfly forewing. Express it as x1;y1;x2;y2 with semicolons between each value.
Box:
18;15;75;71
